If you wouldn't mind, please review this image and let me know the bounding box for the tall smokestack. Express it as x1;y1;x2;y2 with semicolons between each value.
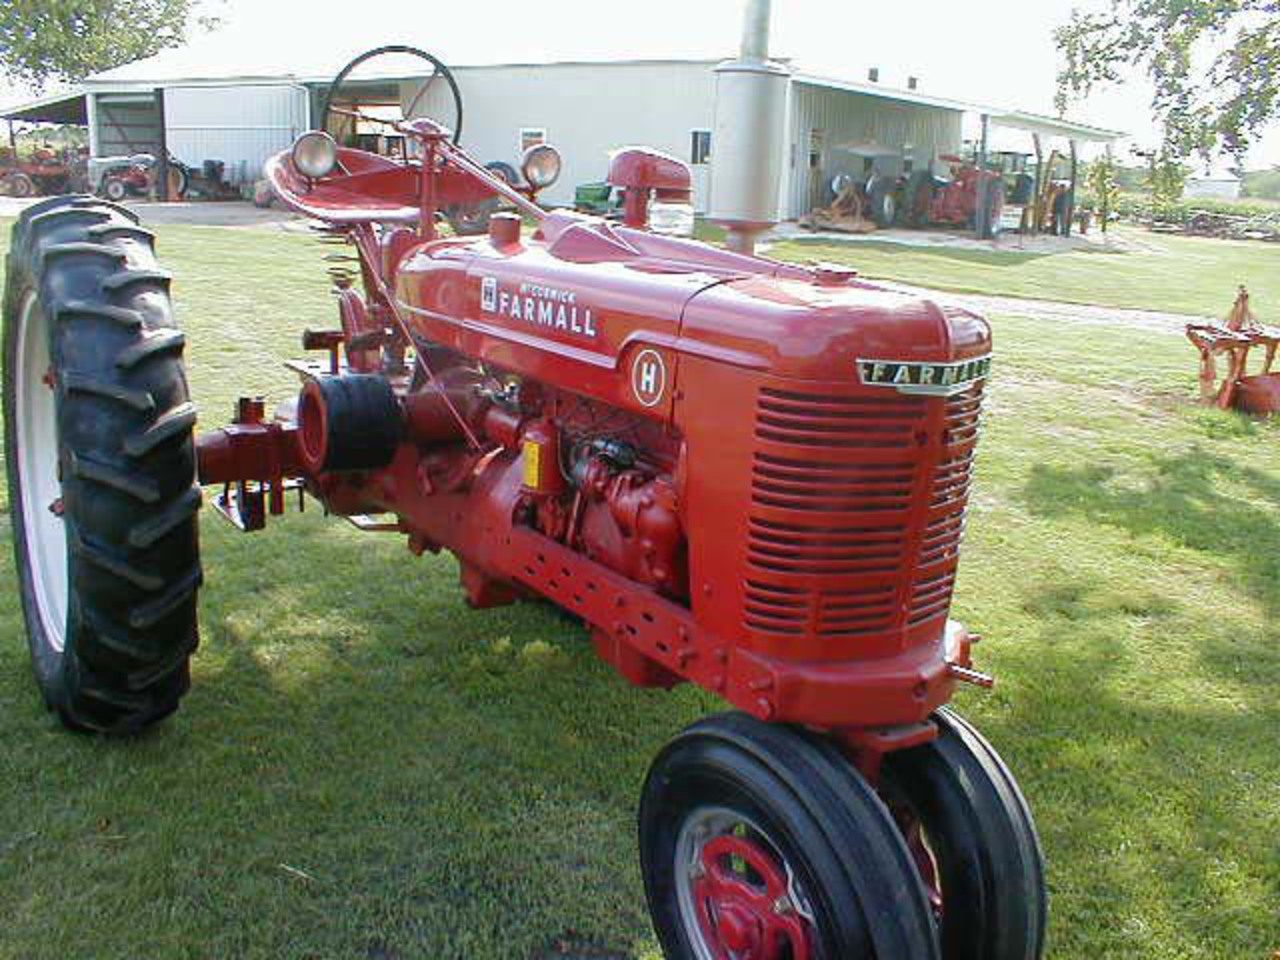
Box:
709;0;791;254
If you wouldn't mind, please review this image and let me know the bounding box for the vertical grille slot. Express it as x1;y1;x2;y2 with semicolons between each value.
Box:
907;383;985;625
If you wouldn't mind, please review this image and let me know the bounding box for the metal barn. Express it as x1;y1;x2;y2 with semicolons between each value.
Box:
3;56;1120;225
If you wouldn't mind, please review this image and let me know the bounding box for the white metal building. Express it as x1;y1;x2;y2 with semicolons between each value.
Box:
3;55;1120;220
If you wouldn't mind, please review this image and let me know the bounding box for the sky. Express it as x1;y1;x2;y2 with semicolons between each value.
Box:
3;0;1277;172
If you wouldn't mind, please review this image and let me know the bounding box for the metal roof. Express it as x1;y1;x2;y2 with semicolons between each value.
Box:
1;89;88;125
793;75;1124;143
987;110;1125;144
792;72;987;115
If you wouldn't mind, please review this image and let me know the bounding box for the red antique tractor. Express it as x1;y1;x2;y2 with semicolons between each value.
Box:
907;154;1007;236
0;145;78;198
2;47;1045;959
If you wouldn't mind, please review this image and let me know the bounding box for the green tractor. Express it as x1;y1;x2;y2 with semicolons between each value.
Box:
573;179;623;217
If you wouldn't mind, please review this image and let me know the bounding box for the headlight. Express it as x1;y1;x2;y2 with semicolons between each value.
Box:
292;131;338;179
521;143;562;190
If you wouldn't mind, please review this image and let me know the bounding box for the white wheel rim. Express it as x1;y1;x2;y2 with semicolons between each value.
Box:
15;291;68;652
674;805;819;960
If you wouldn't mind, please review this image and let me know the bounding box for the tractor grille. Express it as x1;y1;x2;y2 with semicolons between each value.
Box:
744;382;984;648
908;385;984;625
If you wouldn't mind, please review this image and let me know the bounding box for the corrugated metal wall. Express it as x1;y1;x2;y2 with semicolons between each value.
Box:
402;62;718;211
786;82;963;218
163;84;309;184
94;93;163;158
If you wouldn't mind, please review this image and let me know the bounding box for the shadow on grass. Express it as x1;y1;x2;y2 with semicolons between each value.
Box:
976;567;1279;957
1023;448;1280;625
0;510;702;958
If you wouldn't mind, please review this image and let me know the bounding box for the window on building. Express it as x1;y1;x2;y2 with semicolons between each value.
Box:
690;130;712;165
519;128;546;153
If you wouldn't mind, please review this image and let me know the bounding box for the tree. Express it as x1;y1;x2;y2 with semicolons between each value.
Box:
1242;166;1280;199
1085;153;1121;231
0;0;220;90
1145;149;1189;217
1056;2;1280;163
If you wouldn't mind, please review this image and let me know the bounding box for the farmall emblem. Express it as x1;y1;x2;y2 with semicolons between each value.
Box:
857;355;992;396
479;276;597;339
631;349;668;407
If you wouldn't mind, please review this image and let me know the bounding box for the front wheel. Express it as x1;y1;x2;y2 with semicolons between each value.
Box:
3;196;202;733
880;708;1048;959
640;713;940;960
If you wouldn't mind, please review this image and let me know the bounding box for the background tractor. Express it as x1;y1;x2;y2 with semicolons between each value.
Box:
907;153;1009;235
2;45;1046;960
0;144;85;198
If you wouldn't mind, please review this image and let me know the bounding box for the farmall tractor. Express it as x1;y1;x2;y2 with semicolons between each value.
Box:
2;46;1046;960
906;154;1007;236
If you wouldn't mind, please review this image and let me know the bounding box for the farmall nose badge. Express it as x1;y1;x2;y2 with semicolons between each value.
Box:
857;355;992;396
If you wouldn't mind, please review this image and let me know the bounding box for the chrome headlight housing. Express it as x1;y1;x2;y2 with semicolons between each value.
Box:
292;131;338;179
521;143;562;190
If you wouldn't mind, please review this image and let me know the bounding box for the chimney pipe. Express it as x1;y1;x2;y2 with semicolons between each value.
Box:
739;0;771;61
708;0;791;255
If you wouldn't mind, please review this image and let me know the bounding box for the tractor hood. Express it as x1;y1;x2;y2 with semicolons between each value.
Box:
394;212;989;417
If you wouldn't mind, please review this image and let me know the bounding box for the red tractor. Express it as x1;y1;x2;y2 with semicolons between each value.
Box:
2;48;1045;959
907;154;1007;236
0;145;78;198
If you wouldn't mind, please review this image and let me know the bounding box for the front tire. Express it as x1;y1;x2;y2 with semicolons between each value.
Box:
640;712;940;960
3;196;202;733
880;708;1048;960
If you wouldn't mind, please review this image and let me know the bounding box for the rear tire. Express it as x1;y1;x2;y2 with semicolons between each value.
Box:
880;708;1048;960
103;177;127;202
640;712;940;959
867;176;897;228
9;172;36;199
3;196;201;733
906;170;934;227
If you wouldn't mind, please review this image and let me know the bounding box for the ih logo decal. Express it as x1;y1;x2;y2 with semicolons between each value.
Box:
480;276;498;313
631;349;668;408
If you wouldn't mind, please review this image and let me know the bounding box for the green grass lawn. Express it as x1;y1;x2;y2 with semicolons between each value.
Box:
765;223;1280;319
1;216;1278;959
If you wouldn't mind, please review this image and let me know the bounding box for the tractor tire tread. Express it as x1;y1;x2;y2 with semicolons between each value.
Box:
115;329;186;370
25;209;111;238
128;564;203;630
127;486;202;549
3;202;200;734
69;452;161;503
84;223;155;246
56;300;145;329
122;401;197;457
70;534;166;591
61;372;156;413
101;268;171;293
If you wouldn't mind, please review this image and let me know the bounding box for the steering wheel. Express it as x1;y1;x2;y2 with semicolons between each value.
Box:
320;45;464;145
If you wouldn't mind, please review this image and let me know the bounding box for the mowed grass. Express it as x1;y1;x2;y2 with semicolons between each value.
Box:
767;223;1280;319
0;215;1277;959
